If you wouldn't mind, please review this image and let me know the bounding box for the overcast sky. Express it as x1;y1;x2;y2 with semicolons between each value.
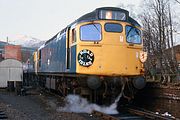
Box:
0;0;142;42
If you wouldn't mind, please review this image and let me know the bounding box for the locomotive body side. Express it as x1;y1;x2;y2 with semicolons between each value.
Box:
37;32;72;74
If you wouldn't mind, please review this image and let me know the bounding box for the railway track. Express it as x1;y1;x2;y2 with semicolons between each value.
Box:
0;110;8;119
40;88;177;120
125;107;175;120
92;110;143;120
92;106;176;120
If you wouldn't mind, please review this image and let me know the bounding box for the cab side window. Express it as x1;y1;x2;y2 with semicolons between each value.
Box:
72;29;76;43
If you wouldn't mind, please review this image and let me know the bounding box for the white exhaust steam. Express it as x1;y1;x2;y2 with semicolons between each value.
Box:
57;84;125;114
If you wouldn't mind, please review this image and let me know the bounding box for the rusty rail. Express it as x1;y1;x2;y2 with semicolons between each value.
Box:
92;107;176;120
92;110;143;120
126;107;176;120
92;111;118;120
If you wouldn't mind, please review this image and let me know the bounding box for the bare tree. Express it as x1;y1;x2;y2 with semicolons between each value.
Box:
174;0;180;4
141;0;179;80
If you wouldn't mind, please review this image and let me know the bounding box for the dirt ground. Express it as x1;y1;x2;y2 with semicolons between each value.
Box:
0;89;94;120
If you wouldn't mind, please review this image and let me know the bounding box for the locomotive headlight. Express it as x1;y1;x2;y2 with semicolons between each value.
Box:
78;49;94;67
139;51;147;63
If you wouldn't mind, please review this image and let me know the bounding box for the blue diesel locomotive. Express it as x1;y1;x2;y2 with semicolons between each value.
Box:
33;7;147;104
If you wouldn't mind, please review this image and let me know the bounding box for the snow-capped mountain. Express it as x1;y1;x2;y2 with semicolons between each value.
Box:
12;35;45;48
22;38;45;48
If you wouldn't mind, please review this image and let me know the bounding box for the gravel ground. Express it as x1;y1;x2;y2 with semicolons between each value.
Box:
0;89;93;120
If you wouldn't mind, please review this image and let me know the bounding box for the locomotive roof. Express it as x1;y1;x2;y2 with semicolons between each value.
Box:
44;7;141;46
70;7;141;28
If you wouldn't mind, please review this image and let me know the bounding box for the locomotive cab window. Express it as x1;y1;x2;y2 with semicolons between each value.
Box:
72;28;76;43
80;23;101;41
105;23;123;32
126;26;141;44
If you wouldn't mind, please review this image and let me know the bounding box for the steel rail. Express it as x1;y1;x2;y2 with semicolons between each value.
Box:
92;111;118;120
126;107;175;120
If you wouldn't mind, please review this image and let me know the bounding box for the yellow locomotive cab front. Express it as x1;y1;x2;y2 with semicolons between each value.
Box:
76;21;145;76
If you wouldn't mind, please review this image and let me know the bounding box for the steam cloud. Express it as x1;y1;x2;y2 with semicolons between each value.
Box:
57;92;123;114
